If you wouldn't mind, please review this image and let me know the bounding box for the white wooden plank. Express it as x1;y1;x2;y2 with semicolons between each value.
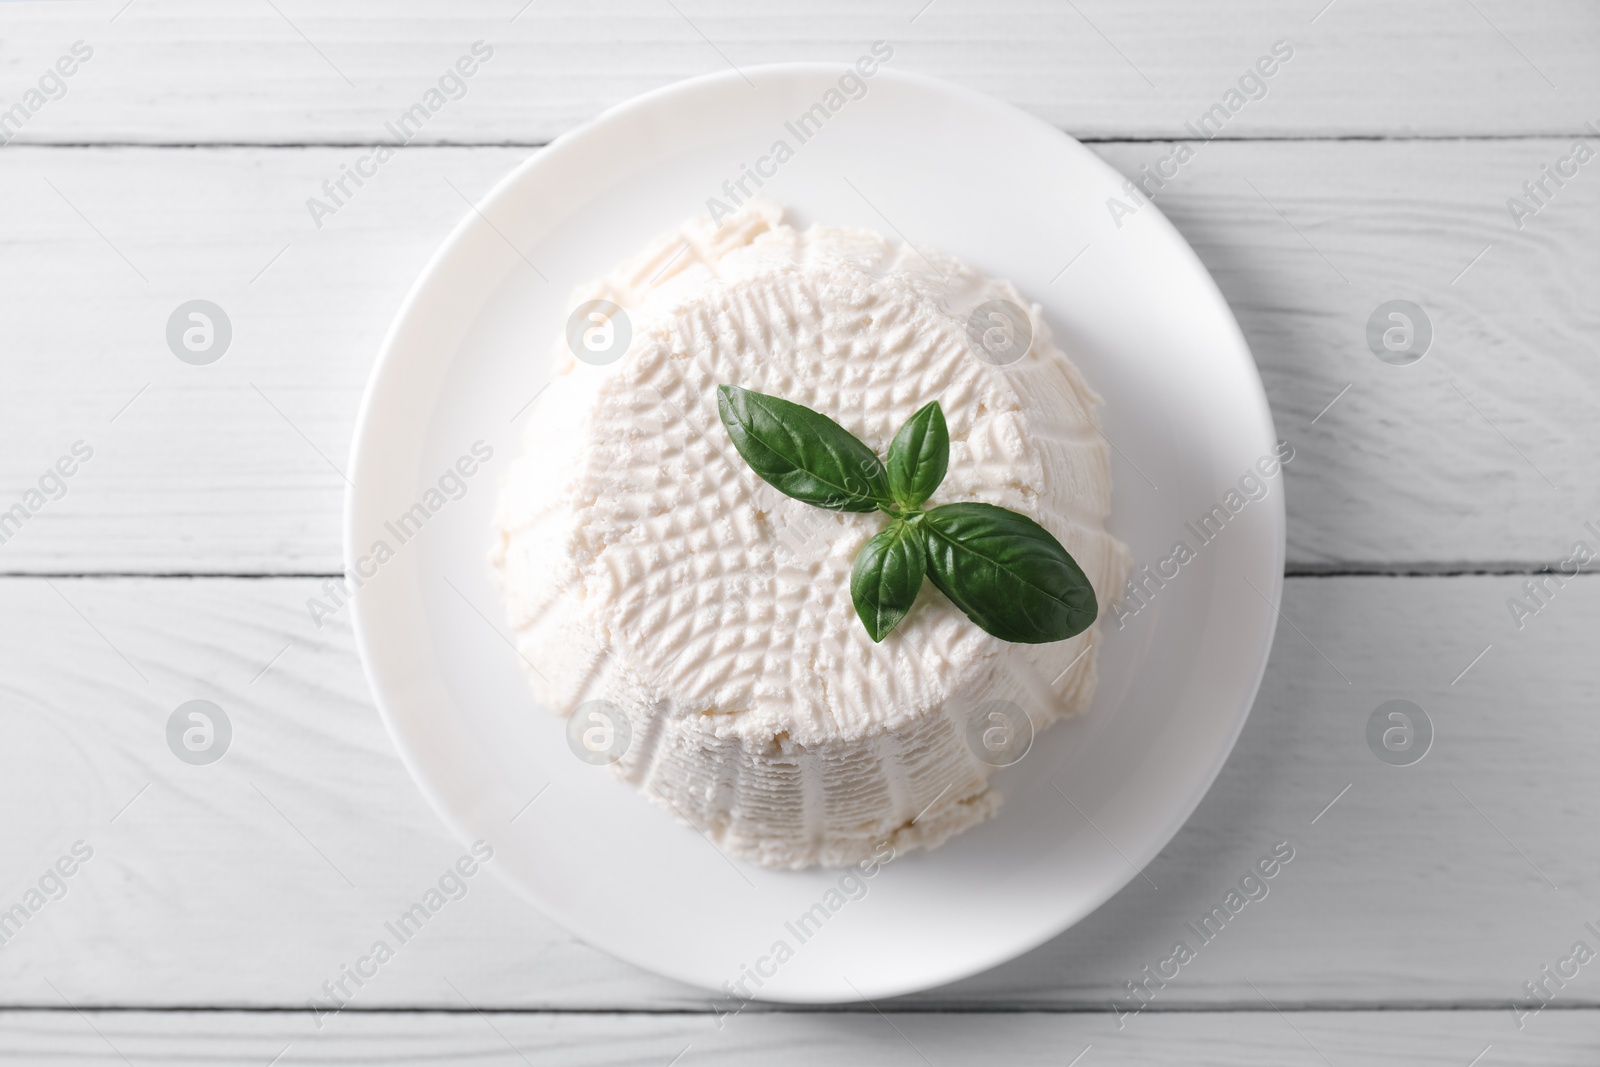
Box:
1091;138;1600;571
0;140;1595;571
0;574;1595;1009
0;1009;1591;1065
1;0;1597;143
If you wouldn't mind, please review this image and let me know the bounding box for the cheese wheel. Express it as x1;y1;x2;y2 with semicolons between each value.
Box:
490;203;1129;868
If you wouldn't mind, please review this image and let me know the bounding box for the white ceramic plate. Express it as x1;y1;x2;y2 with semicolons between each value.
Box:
347;63;1283;1003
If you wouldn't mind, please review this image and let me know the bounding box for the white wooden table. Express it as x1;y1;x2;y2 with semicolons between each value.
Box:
3;2;1597;1062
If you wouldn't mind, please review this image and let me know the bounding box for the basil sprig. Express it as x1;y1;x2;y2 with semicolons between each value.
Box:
717;385;1098;644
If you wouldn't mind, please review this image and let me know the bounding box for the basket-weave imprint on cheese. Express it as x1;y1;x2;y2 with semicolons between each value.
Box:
490;202;1130;868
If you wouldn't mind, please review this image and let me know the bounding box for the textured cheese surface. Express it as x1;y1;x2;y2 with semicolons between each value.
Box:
490;202;1130;868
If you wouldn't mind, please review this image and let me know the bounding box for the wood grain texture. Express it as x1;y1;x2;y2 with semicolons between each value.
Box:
0;140;1595;572
0;1009;1592;1065
5;3;1592;1056
0;0;1597;143
1093;138;1600;571
1;574;1594;1010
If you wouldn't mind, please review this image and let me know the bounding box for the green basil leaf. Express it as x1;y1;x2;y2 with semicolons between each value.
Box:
717;385;890;512
886;400;949;510
850;520;927;642
920;502;1097;644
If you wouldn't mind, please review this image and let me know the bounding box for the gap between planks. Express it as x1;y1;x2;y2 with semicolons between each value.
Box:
0;567;1587;579
2;1002;1597;1015
5;132;1596;150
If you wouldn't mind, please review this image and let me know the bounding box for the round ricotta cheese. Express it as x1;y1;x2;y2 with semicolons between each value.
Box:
490;202;1130;869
